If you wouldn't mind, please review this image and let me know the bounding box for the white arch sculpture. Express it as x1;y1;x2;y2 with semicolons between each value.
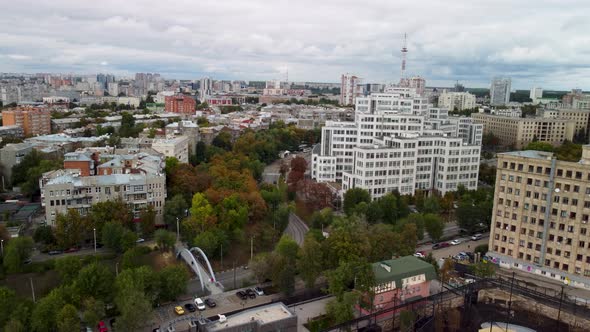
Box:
178;247;217;291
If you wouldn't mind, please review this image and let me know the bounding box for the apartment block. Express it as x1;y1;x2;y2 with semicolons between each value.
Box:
0;142;34;183
164;95;196;114
340;73;363;106
312;87;482;197
472;113;575;149
488;147;590;289
40;152;166;226
2;107;51;136
438;91;476;110
490;77;511;106
151;136;190;163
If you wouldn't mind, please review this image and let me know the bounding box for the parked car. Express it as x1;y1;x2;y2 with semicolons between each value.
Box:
65;247;79;253
218;314;227;323
194;297;206;310
236;291;248;300
245;288;256;299
450;239;462;245
432;242;450;250
97;321;108;332
174;306;185;315
136;238;145;243
471;233;483;241
254;286;264;296
413;251;425;258
205;298;216;308
184;303;197;312
48;250;63;255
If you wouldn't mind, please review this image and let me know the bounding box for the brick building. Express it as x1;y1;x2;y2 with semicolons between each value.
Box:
165;95;196;114
2;107;51;136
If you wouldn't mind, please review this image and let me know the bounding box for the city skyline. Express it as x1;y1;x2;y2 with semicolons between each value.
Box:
1;1;590;90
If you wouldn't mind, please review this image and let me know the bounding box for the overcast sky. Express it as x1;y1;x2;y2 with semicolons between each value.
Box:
1;0;589;89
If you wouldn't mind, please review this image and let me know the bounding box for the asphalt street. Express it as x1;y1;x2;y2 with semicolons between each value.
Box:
285;212;309;246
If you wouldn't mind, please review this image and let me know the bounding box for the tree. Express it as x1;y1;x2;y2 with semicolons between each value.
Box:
82;297;105;327
102;222;136;253
271;235;299;296
343;188;371;216
115;288;152;331
89;199;134;233
163;194;189;234
33;225;55;245
310;208;334;230
392;223;417;257
439;258;454;284
212;131;233;151
296;180;334;211
325;292;359;324
55;256;83;284
139;205;156;236
524;141;554;152
183;193;215;240
195;141;207;164
119;112;137;137
31;288;65;332
121;246;148;270
0;287;16;327
56;304;79;332
55;209;87;249
297;234;324;288
192;230;226;257
250;252;275;283
422;196;441;214
154;229;176;251
158;265;189;302
4;319;25;332
471;261;495;278
474;244;489;255
424;214;444;242
75;262;115;302
3;237;34;273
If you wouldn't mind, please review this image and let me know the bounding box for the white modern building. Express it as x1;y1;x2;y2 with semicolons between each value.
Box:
530;87;543;102
438;91;476;111
151;136;190;163
490;77;511;106
312;87;482;197
200;77;213;100
340;73;363;106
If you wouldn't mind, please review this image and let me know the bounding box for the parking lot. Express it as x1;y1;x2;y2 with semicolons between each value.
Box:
417;234;490;260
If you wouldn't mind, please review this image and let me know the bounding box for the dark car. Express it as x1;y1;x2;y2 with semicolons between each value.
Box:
432;242;450;250
184;303;197;312
65;247;80;253
109;318;116;329
236;291;248;300
205;298;216;308
245;288;256;299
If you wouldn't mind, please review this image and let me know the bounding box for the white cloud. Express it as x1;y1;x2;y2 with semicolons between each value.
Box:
0;0;589;89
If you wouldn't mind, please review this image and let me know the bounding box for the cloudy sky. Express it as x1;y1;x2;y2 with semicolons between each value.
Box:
1;0;589;89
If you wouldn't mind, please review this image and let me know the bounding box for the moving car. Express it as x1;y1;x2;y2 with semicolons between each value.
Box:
184;303;197;312
254;286;264;296
194;297;206;310
174;306;185;315
48;250;63;255
245;288;256;299
432;242;450;250
205;298;216;308
450;239;462;245
97;321;108;332
471;233;483;241
236;291;248;300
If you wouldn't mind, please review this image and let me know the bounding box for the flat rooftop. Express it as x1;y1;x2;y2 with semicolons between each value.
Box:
500;150;554;160
207;302;293;331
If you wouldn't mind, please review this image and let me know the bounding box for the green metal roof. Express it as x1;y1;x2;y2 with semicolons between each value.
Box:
372;256;437;286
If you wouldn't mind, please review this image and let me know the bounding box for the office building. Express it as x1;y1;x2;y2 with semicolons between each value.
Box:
490;77;512;106
165;95;196;114
438;91;476;110
530;87;543;102
472;113;576;149
200;77;213;100
1;107;51;137
340;73;362;106
312;87;482;197
40;151;166;226
488;146;590;289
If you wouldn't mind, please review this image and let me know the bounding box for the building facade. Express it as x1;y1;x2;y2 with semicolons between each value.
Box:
151;136;190;163
0;142;34;184
200;77;213;100
312;87;482;197
340;73;362;106
438;91;476;110
487;147;590;289
472;113;575;149
490;77;511;106
530;87;543;102
2;107;51;136
165;95;196;114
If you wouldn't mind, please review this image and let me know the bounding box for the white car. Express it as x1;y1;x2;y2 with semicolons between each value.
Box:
136;238;145;243
413;252;425;258
450;239;462;245
194;297;206;311
254;286;264;296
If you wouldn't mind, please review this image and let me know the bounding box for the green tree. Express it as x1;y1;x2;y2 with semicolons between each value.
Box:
3;237;34;273
115;288;152;331
192;230;226;257
4;319;25;332
115;266;159;304
471;261;495;278
158;265;189;302
0;287;16;327
31;288;65;332
139;205;156;236
524;141;554;152
102;222;136;253
424;214;444;242
54;209;87;249
325;292;359;324
33;225;55;245
343;188;371;216
121;246;148;270
75;262;115;302
310;208;334;230
195;141;207;164
297;234;324;288
82;297;105;327
119;112;137;137
422;196;441;214
183;193;215;240
212;131;233;151
154;229;176;251
55;256;83;284
163;194;189;234
56;304;79;332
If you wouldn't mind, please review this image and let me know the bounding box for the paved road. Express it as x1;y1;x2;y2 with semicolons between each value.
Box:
215;266;254;290
285;212;309;246
417;235;490;260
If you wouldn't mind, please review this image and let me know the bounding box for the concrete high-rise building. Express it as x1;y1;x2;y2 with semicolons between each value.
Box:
200;77;213;100
490;77;512;106
165;95;196;114
107;82;119;96
2;107;51;137
312;87;482;197
438;91;476;110
340;73;362;106
530;87;543;102
488;146;590;289
409;76;426;96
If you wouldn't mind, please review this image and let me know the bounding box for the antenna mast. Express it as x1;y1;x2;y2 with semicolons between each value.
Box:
400;33;408;80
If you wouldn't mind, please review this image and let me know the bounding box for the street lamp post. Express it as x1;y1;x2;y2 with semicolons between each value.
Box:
93;228;97;253
176;217;180;242
250;236;254;261
115;262;119;276
1;239;3;255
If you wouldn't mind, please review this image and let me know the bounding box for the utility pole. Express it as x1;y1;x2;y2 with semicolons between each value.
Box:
93;228;97;253
30;277;36;303
557;284;565;330
250;236;254;261
506;272;515;329
220;244;223;269
176;217;180;242
233;261;237;289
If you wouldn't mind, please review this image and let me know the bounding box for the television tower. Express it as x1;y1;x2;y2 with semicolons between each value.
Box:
400;33;408;80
